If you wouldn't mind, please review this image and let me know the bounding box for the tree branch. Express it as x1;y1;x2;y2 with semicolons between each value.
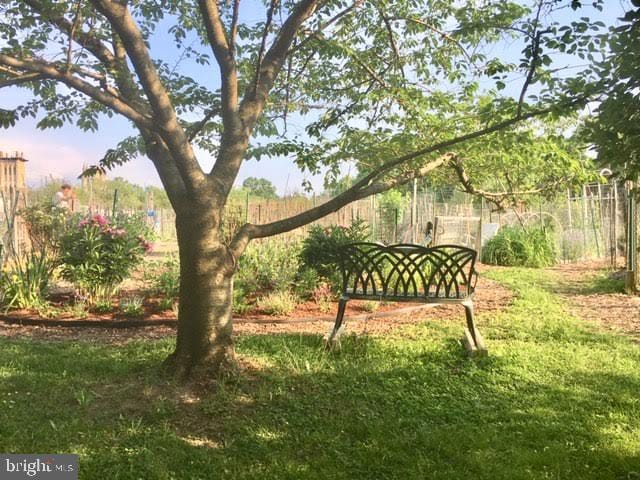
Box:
253;0;279;96
209;0;322;202
0;72;45;88
399;17;474;63
291;2;360;55
91;0;206;191
229;0;241;55
22;0;117;66
240;0;322;126
229;153;453;253
517;1;547;117
0;54;154;129
66;0;84;71
187;107;221;141
197;0;239;127
378;8;405;79
451;155;563;212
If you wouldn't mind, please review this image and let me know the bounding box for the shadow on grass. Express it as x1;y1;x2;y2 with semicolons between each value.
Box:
1;329;640;480
546;269;626;296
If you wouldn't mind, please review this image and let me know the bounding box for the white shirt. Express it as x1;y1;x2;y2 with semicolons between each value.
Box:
53;191;70;209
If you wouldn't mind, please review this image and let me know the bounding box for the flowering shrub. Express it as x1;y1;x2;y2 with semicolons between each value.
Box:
59;213;153;303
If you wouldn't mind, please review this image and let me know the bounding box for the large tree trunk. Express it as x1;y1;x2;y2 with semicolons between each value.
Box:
164;207;238;378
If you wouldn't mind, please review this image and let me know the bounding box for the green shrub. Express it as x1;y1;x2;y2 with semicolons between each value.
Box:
299;218;369;288
294;267;321;299
93;299;114;314
257;291;298;316
157;297;175;311
482;224;556;268
236;240;300;295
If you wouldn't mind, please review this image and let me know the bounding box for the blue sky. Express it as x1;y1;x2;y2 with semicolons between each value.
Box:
0;0;630;194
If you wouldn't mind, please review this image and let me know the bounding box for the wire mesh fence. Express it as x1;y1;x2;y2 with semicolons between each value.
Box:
2;180;631;269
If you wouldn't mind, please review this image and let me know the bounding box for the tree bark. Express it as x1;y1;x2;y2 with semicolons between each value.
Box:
164;207;238;378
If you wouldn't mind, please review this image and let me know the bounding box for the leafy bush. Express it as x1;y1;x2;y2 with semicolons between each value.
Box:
0;249;55;310
93;299;114;314
299;219;369;288
482;224;556;268
257;291;298;316
59;214;153;304
236;240;300;295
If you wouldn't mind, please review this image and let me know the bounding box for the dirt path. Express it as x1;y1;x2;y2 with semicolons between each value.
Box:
551;260;640;339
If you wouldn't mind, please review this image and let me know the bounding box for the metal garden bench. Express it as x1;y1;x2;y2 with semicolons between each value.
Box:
327;242;487;355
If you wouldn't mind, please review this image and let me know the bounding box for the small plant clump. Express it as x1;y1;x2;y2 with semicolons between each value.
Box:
93;299;114;314
482;224;556;268
361;301;379;313
312;281;334;314
120;297;145;317
0;249;55;310
257;291;298;317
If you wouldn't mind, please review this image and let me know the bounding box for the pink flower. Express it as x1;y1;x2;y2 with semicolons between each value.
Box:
77;219;89;228
91;214;108;227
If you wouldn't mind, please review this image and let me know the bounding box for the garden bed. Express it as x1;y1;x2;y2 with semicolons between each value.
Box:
0;271;513;339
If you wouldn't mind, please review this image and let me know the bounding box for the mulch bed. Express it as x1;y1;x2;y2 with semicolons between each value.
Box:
552;260;640;339
0;270;513;343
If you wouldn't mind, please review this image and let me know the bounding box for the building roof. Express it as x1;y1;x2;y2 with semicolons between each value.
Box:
0;151;27;162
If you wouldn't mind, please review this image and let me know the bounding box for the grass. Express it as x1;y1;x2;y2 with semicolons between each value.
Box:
2;267;640;479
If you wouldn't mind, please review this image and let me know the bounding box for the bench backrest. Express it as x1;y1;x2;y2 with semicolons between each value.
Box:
338;242;477;301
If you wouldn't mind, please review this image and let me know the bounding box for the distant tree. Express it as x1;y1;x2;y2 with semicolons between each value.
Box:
242;177;278;199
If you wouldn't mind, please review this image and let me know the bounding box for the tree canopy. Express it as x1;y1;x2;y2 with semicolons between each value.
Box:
586;1;640;178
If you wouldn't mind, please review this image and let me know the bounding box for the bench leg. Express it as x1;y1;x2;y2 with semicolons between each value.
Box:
463;301;477;344
461;300;487;356
326;296;349;350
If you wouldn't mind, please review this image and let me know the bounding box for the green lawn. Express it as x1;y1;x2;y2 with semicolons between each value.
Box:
1;267;640;479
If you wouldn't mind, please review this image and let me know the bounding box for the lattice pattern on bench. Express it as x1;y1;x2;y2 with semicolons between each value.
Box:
328;242;486;356
340;243;477;301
